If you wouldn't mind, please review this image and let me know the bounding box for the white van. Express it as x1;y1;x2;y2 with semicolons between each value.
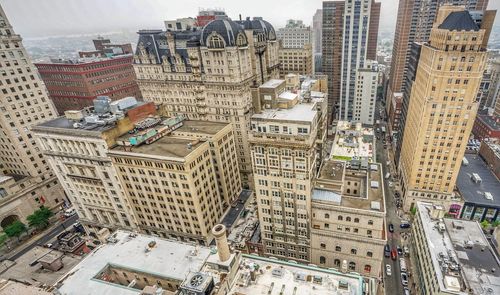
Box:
385;173;391;179
399;257;407;273
64;208;76;217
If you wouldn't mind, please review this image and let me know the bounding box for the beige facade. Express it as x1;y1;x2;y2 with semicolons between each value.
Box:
399;6;494;211
108;121;240;245
133;18;280;186
310;161;386;277
279;44;313;77
0;4;64;228
250;77;327;263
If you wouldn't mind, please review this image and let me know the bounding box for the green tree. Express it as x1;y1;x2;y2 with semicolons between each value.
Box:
410;207;417;216
480;220;491;229
27;206;53;230
4;220;27;241
492;221;500;227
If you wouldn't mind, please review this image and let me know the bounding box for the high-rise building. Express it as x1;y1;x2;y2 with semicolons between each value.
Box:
313;10;323;73
388;0;490;162
250;76;328;263
133;17;280;186
322;0;380;124
277;20;314;77
398;5;496;211
276;20;312;49
0;4;64;229
35;40;141;114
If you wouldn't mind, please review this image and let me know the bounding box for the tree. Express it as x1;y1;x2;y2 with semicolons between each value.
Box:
480;220;491;229
492;221;500;228
27;206;53;230
4;220;27;241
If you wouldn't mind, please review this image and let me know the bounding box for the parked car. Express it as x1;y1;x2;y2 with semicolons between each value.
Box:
401;272;409;286
400;222;411;229
403;287;411;295
389;223;394;233
400;257;407;273
384;244;391;258
391;249;398;261
404;246;410;256
386;264;392;276
64;208;76;217
397;246;403;256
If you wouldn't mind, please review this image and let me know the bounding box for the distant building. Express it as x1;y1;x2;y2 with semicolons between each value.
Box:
0;280;52;295
312;9;322;55
36;40;141;114
279;44;313;77
456;154;500;222
164;17;196;31
330;121;375;162
78;37;133;58
387;92;403;135
472;112;500;140
195;8;227;27
276;19;312;49
412;202;500;294
479;141;500;180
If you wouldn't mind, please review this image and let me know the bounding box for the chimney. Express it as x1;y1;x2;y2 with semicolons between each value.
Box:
212;224;230;262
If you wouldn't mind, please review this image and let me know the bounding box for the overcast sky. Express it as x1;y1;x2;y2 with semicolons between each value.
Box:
2;0;500;38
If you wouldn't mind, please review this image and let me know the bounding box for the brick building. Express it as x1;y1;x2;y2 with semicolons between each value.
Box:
472;113;500;140
36;54;141;114
78;37;133;58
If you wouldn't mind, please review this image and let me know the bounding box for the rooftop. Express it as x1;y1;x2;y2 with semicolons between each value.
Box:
456;154;500;207
56;230;212;295
0;246;82;288
252;102;317;123
315;160;385;212
173;120;227;136
0;280;52;295
36;54;131;66
477;114;500;131
111;135;204;159
260;79;284;89
228;255;369;295
417;202;500;294
331;121;374;162
438;11;480;32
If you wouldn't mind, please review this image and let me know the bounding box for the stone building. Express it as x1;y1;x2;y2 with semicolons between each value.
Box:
0;4;64;229
310;160;386;277
250;76;328;263
278;44;313;77
399;6;496;211
133;17;280;186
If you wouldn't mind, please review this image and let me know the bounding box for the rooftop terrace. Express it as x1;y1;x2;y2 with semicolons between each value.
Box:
173;120;227;136
111;136;204;159
331;121;374;161
252;103;317;123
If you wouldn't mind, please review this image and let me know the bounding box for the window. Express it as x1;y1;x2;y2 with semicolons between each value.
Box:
236;33;247;47
364;264;371;273
208;34;225;48
320;256;326;264
335;246;341;252
351;248;357;255
320;243;326;249
346;217;351;222
348;262;356;271
367;251;373;257
338;215;343;221
334;259;341;267
354;218;359;223
368;220;373;225
324;213;330;219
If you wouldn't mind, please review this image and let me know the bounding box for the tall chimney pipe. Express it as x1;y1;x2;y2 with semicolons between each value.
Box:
212;224;230;262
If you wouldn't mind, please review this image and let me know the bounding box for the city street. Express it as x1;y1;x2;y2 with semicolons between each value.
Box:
5;214;79;261
375;100;412;295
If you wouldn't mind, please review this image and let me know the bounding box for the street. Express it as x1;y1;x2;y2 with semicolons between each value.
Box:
6;214;79;261
375;100;412;295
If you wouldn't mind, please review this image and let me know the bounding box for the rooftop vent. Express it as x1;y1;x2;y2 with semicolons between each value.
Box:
471;173;482;183
484;192;493;200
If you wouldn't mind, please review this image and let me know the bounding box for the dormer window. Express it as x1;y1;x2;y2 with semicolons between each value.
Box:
236;33;247;47
208;34;225;49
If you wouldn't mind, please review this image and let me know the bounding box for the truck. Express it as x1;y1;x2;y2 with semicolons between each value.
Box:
381;126;386;133
399;257;407;273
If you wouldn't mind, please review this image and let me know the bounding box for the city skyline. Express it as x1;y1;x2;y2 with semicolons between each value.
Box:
3;0;499;39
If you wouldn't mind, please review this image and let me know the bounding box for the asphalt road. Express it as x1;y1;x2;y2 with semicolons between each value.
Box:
7;214;79;261
375;100;410;295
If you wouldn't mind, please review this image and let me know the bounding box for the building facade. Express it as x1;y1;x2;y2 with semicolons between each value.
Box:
0;4;64;229
78;37;133;58
399;6;495;211
276;19;312;49
133;17;280;186
278;44;313;77
472;112;500;140
352;60;378;125
313;10;323;55
322;0;380;124
36;54;141;114
250;77;328;263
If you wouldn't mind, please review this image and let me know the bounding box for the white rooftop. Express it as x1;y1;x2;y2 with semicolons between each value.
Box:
0;175;12;183
331;121;374;161
56;230;211;295
252;103;317;122
229;255;368;295
260;79;284;88
279;91;297;100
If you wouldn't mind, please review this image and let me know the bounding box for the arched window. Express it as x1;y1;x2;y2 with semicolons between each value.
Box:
338;215;343;221
320;243;326;249
209;35;225;48
349;262;356;271
367;251;373;257
335;246;341;252
320;256;326;264
325;213;330;219
351;248;357;255
364;264;371;273
346;217;351;222
354;218;359;223
236;33;247;47
334;259;341;267
368;220;373;225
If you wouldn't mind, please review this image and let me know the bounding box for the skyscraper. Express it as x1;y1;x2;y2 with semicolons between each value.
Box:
0;4;64;228
277;20;314;76
399;5;496;211
322;0;380;124
388;0;490;164
313;9;323;73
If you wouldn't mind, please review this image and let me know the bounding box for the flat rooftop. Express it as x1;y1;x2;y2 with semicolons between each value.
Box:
173;120;227;136
0;246;82;287
477;114;500;131
111;136;204;159
252;103;317;123
456;154;500;207
0;280;52;295
229;255;368;295
56;230;212;295
417;203;500;294
331;121;374;161
260;79;284;89
315;160;384;212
